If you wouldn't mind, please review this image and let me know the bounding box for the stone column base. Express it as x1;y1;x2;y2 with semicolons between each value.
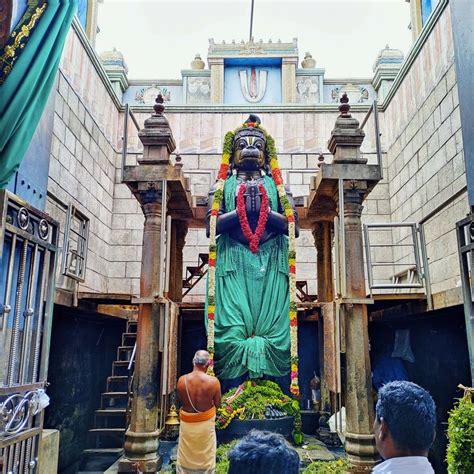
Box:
345;431;379;469
120;429;162;473
118;457;162;473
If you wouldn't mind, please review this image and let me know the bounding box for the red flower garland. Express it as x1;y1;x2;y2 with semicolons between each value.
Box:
236;183;270;253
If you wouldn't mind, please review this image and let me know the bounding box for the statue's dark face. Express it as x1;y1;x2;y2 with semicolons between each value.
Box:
233;133;266;170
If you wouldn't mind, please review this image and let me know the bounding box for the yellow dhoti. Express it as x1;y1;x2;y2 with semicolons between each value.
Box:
176;407;217;474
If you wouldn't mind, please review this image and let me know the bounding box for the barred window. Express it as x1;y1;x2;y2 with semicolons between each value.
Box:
61;204;89;281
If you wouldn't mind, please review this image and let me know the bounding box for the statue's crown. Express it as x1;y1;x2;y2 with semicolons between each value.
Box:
234;114;266;142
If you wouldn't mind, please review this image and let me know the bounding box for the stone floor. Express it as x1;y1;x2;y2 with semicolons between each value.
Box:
105;436;345;472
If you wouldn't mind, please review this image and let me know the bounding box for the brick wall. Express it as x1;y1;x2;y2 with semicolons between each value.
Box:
46;70;120;294
381;3;468;303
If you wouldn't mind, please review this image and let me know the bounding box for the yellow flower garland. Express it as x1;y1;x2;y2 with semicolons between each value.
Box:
207;124;299;397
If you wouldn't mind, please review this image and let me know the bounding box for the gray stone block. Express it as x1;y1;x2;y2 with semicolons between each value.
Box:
53;114;66;142
450;107;461;133
440;91;454;123
434;77;447;106
182;155;199;169
58;74;68;99
114;198;139;214
64;128;76;154
126;261;141;278
297;246;317;263
292;155;307;169
289;172;303;185
278;154;292;169
452;151;465;178
125;214;145;230
446;65;456;91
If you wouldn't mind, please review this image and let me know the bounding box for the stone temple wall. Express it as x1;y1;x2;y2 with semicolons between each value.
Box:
119;110;389;301
380;2;467;306
45;23;123;296
43;2;464;308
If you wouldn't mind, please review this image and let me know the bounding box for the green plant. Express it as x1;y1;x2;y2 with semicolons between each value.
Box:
303;458;351;473
215;380;303;445
446;385;474;474
216;440;239;474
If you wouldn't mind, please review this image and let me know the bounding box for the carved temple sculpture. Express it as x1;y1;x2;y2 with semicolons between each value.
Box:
205;114;301;396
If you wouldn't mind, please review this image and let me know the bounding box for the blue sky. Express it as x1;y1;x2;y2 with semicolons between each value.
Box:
95;1;412;80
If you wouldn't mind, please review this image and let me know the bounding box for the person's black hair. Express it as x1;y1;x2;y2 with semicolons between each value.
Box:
376;380;436;452
228;430;300;474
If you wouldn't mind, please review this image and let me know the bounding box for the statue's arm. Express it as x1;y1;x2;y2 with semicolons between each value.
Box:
205;183;239;238
267;186;300;238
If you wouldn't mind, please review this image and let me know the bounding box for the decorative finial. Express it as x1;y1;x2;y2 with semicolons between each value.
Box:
317;152;325;169
154;94;165;115
339;93;351;117
191;53;205;70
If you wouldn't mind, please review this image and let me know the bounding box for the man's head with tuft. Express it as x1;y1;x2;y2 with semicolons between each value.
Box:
192;350;210;368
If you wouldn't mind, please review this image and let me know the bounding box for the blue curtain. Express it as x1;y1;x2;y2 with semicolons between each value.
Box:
0;0;77;187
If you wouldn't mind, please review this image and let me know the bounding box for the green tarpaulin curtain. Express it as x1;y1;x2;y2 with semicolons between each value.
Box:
0;0;77;187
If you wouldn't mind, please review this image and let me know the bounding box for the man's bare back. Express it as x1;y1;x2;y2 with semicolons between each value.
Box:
177;370;221;413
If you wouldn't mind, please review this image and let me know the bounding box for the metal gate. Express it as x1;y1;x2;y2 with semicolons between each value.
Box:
0;190;58;473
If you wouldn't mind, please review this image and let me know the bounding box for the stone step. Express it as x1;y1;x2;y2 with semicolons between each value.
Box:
126;320;137;333
88;428;125;449
78;448;123;473
107;375;129;392
101;392;129;410
94;409;127;429
117;345;134;361
122;332;136;346
186;266;205;278
112;360;134;377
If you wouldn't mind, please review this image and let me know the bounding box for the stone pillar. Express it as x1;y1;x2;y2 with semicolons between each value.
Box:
168;219;188;303
209;58;224;103
312;213;335;413
282;57;297;103
339;186;378;469
328;94;378;468
119;96;176;473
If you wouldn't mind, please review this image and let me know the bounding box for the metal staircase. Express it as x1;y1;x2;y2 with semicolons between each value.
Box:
78;320;137;473
182;253;209;297
296;280;317;302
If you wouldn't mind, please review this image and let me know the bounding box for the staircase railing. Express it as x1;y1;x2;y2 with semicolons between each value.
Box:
126;342;137;428
182;253;209;297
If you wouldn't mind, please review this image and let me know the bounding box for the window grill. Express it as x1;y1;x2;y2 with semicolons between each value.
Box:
61;204;89;281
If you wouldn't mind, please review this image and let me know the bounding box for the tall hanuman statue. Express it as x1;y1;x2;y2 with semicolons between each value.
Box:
205;115;300;395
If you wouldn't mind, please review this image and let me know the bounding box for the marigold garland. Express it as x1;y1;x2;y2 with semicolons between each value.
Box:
207;124;299;397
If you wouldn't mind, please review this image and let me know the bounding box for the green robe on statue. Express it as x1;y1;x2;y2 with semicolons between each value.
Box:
207;175;290;379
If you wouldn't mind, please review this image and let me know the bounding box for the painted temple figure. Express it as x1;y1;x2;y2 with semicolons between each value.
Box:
206;115;299;387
